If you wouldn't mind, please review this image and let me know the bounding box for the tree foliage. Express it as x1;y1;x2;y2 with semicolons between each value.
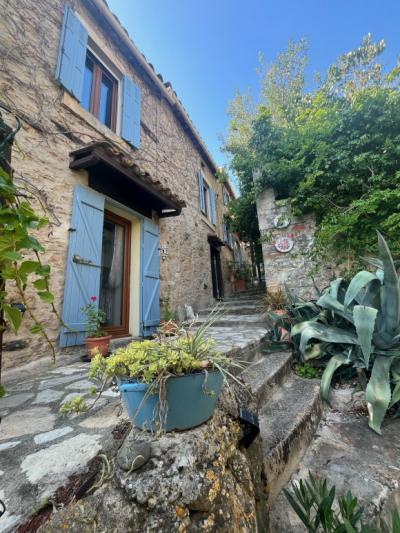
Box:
224;35;400;267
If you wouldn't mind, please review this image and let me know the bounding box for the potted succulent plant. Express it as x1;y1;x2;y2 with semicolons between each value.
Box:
82;296;111;358
65;313;245;432
263;288;290;341
231;262;251;292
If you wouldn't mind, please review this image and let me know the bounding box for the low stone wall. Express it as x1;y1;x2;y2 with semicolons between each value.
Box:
256;188;332;299
37;389;267;533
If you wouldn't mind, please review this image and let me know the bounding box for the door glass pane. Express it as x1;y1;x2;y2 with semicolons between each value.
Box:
99;74;113;127
82;57;94;112
100;218;125;327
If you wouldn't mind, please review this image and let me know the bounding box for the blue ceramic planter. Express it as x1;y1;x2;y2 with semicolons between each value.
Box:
118;370;224;432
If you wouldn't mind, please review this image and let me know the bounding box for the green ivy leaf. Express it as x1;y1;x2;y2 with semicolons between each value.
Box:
33;278;48;290
2;250;23;261
3;304;23;333
30;324;43;334
19;261;41;275
37;291;54;303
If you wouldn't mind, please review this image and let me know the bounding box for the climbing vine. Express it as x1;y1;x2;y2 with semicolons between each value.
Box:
0;106;59;390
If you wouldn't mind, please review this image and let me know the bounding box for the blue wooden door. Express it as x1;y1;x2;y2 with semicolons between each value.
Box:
60;185;105;347
141;219;160;336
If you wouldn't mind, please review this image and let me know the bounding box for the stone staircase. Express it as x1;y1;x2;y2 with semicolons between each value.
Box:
198;289;323;531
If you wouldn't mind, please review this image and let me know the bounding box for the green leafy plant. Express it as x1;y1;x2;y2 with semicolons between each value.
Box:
0;105;59;391
81;296;107;338
284;472;400;532
292;232;400;434
294;362;320;379
263;288;288;311
160;291;176;323
230;261;252;282
60;309;247;416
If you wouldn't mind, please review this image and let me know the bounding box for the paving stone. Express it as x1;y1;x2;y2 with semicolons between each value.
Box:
65;379;94;391
78;402;123;429
0;440;21;451
38;374;85;390
34;426;74;445
0;489;22;533
32;389;65;404
0;407;55;441
49;366;88;375
21;433;102;487
0;392;34;409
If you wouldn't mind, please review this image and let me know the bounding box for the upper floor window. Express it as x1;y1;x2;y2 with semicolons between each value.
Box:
56;6;141;148
197;170;217;225
82;52;118;131
222;186;230;206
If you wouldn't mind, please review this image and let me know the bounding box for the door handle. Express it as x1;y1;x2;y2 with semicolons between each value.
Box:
73;254;93;266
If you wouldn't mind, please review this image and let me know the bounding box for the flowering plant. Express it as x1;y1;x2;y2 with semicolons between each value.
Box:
81;296;107;338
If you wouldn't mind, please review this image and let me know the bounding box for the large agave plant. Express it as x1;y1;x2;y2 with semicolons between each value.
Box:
292;232;400;434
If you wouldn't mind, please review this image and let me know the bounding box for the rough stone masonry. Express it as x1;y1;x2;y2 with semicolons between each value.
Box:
256;188;333;298
0;0;238;369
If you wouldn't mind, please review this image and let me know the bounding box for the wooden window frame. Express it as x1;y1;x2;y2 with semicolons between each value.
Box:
102;210;131;338
85;51;118;132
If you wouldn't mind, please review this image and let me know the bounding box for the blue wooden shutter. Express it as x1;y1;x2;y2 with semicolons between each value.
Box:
197;171;205;212
59;186;105;347
56;6;88;101
209;188;217;225
141;219;160;336
121;75;141;148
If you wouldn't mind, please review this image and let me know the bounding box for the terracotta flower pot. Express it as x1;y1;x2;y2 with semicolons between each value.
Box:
159;320;179;336
85;335;112;358
234;279;246;292
274;309;290;342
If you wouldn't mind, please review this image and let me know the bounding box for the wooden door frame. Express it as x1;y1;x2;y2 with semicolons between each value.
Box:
102;210;131;337
210;244;224;300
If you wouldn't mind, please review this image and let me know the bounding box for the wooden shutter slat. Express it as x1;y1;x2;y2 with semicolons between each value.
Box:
121;75;141;148
56;6;88;101
141;219;160;336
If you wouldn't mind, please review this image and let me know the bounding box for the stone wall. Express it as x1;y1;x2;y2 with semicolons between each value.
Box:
0;0;235;368
256;188;332;299
36;390;267;533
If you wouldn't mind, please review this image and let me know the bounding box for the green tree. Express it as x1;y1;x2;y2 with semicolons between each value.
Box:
224;35;400;269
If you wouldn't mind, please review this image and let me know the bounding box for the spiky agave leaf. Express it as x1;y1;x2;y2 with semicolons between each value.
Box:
344;271;379;310
321;353;349;402
377;231;400;335
317;292;354;323
353;305;378;368
365;356;393;434
293;322;359;355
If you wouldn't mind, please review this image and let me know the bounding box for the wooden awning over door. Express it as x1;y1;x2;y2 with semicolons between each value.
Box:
69;141;186;218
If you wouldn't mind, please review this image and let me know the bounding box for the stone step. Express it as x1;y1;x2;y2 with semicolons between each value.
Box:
259;376;322;507
195;313;268;328
241;351;293;408
226;293;264;301
198;305;265;316
220;298;265;307
202;325;269;363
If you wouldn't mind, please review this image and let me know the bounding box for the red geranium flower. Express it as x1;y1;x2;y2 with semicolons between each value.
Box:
90;296;97;302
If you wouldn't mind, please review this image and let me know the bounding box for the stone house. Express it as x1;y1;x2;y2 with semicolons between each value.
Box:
0;0;242;368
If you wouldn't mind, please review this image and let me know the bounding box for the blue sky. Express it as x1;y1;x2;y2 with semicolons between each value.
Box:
107;0;400;175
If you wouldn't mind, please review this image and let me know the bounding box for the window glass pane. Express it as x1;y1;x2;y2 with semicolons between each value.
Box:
99;219;125;327
99;74;113;127
82;57;93;111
